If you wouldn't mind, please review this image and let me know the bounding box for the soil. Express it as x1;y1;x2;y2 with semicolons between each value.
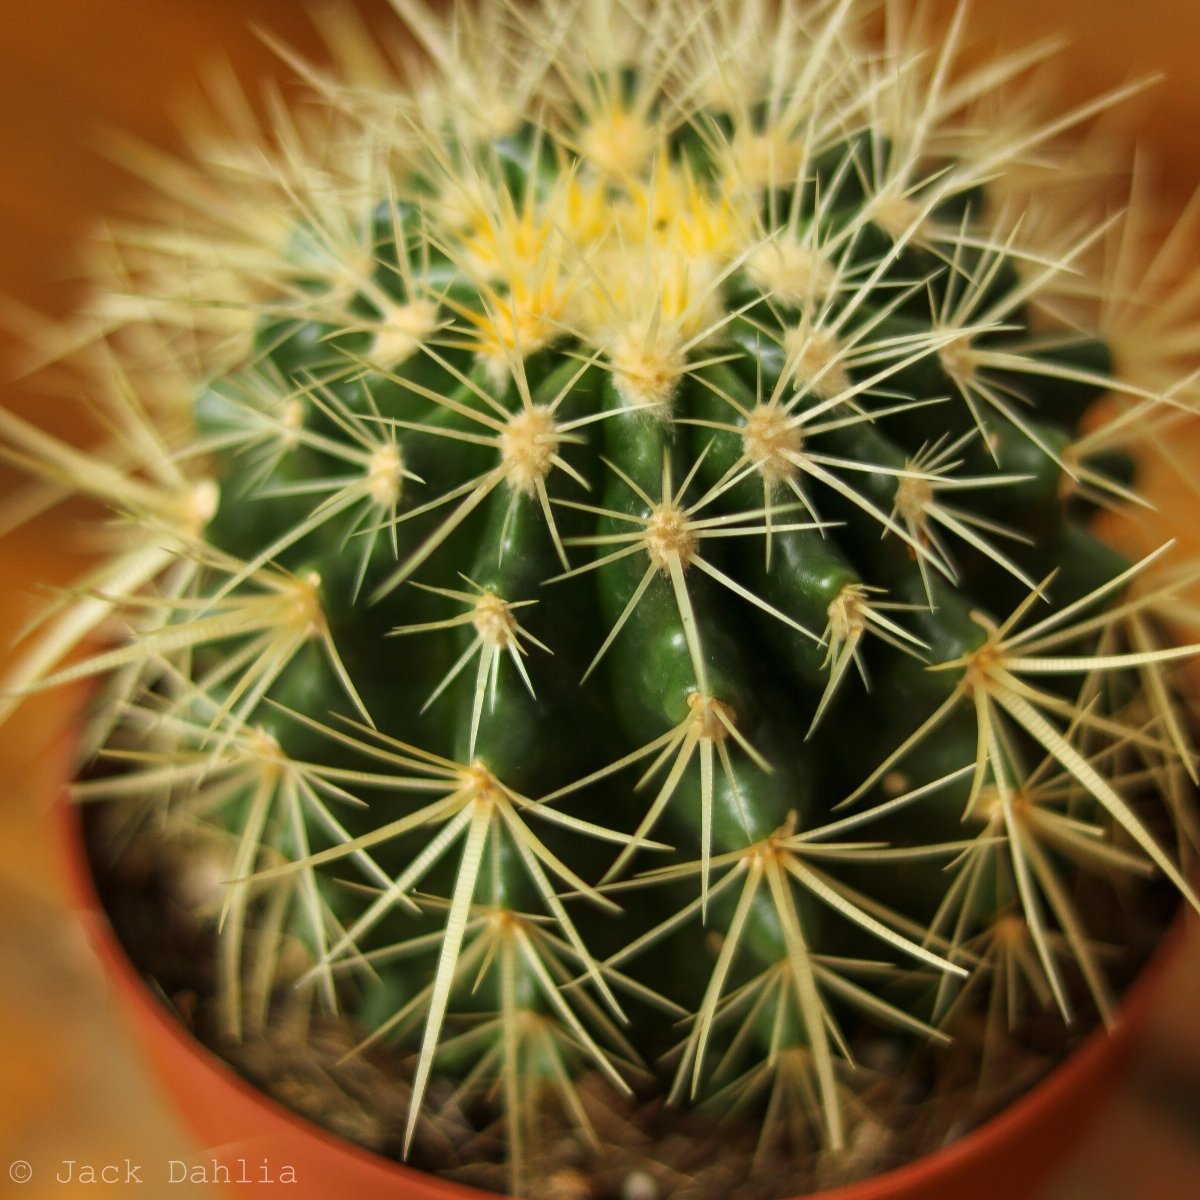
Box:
83;805;1177;1200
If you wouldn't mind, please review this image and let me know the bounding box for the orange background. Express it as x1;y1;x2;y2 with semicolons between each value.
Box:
1;2;1199;1197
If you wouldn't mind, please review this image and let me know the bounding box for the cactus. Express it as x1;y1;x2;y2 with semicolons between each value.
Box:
4;0;1200;1194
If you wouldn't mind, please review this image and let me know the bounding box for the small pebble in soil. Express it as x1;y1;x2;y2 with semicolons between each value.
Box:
621;1170;659;1200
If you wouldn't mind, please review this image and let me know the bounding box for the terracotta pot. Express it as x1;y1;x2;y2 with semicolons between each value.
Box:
58;794;1181;1200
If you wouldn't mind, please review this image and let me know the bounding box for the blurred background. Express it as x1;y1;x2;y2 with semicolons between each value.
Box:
0;2;1198;1197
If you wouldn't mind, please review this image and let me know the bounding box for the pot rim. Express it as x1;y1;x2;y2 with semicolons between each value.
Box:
58;790;1185;1200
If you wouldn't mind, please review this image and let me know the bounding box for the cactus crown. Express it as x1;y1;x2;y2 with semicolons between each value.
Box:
5;0;1200;1194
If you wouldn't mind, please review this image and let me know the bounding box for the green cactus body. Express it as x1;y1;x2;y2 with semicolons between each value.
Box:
5;0;1200;1194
